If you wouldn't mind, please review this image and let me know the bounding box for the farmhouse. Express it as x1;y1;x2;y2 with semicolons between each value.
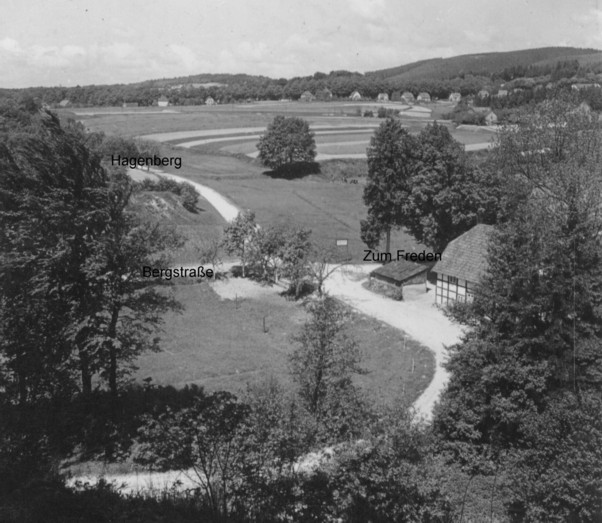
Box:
401;91;415;103
300;91;315;102
433;224;494;305
369;259;428;290
58;99;71;108
417;92;431;102
477;89;490;99
449;92;462;103
571;83;602;91
316;88;333;100
157;95;170;107
349;90;362;101
496;89;508;97
377;92;389;102
205;96;217;105
484;110;498;125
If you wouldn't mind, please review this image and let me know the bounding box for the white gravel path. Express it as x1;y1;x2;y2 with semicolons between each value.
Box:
129;167;240;222
323;265;464;421
129;166;463;418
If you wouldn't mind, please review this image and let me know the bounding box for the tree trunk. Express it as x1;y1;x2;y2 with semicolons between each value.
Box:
80;354;92;396
107;305;120;412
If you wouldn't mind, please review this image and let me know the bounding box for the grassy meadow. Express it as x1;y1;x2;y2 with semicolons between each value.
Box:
135;281;434;406
68;101;472;404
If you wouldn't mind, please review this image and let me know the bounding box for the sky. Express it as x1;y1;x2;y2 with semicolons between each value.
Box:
2;0;602;88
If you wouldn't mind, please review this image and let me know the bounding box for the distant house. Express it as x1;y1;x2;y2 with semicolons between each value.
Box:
58;99;71;108
157;95;170;107
496;89;508;98
449;92;462;103
377;92;389;102
401;91;415;103
205;96;217;105
571;83;602;91
369;259;428;290
417;92;431;103
122;102;139;108
349;90;362;101
433;224;494;305
484;111;498;125
477;89;490;99
391;91;402;102
299;91;315;102
316;88;333;101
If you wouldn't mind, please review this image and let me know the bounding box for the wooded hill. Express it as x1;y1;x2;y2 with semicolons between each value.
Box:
367;46;602;81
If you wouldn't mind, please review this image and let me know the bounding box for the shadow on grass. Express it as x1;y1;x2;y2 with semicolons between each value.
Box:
262;161;321;180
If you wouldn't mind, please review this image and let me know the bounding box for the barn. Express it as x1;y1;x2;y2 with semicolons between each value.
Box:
157;95;170;107
300;91;315;102
432;224;494;305
448;92;462;103
417;92;431;102
369;259;428;290
349;90;362;101
377;92;389;102
484;111;498;125
401;91;415;103
205;96;217;105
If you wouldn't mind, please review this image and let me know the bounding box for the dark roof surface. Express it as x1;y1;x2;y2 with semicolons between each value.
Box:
370;259;428;283
432;224;494;283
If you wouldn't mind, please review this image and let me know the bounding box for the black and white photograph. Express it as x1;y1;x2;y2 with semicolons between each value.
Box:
1;0;602;521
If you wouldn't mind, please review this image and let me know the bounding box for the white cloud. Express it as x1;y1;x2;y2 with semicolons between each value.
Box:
168;44;200;70
0;37;21;53
348;0;386;20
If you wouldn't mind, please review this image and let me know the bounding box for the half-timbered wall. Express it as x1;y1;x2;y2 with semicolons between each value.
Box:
435;273;475;305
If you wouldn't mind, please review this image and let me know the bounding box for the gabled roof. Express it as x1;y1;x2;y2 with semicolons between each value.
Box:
370;259;428;283
433;224;495;283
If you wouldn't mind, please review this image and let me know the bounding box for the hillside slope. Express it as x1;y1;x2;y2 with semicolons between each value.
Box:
368;47;602;81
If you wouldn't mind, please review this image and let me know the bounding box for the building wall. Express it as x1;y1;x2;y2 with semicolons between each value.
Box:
435;273;475;305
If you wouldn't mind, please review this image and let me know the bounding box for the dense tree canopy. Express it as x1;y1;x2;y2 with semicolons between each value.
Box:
256;116;316;171
0;101;181;404
362;119;501;253
434;99;602;520
361;118;414;252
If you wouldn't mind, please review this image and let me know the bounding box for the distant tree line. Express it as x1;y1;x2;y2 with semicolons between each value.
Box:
2;56;600;109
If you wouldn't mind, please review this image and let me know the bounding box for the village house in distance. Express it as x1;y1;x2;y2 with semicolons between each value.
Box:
432;224;494;305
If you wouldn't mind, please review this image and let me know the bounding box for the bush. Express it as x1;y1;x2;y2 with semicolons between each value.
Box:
135;176;198;212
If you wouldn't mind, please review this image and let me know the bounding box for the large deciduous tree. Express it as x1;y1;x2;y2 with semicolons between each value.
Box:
362;119;504;254
0;102;108;404
0;102;181;405
257;116;316;171
402;122;500;252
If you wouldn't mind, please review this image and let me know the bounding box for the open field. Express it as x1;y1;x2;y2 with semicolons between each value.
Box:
135;280;434;406
63;101;496;151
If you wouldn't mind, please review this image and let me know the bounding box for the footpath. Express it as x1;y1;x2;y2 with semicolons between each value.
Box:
129;166;463;419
